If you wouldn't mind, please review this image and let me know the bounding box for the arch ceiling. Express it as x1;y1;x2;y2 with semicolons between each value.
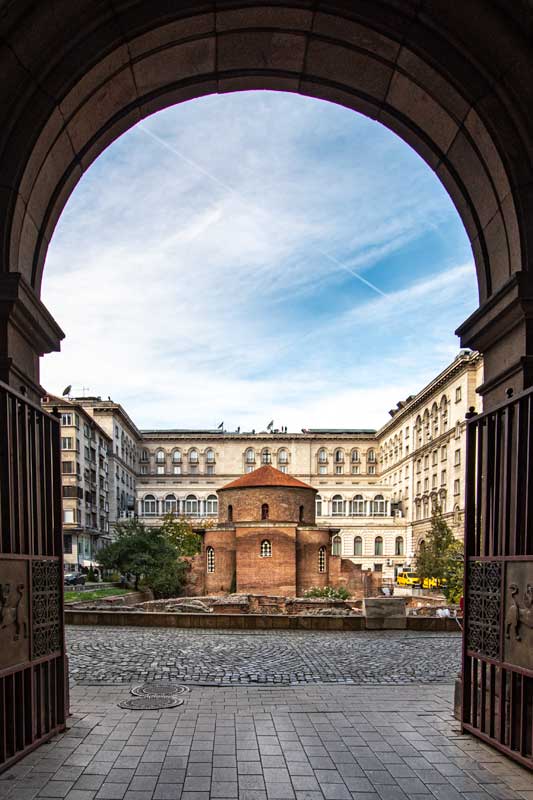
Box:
1;1;532;310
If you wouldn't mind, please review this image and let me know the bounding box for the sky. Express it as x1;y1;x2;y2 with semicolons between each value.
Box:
41;91;478;431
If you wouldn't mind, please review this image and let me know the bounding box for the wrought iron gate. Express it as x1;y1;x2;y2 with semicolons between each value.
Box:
463;387;533;769
0;381;67;772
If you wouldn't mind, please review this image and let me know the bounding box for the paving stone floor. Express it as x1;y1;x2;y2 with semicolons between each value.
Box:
1;683;532;800
2;628;532;799
67;627;462;685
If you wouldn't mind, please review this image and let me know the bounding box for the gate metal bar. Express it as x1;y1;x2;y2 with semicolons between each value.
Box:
0;381;67;772
463;387;533;769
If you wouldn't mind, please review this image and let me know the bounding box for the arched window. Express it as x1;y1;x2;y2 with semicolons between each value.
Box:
261;449;271;464
332;535;342;556
351;449;359;463
205;449;215;463
373;495;386;516
260;540;272;558
374;536;383;556
334;449;344;463
188;449;199;463
351;495;365;516
318;546;326;573
155;450;165;463
299;505;304;523
164;494;177;515
318;448;327;463
395;536;404;556
278;449;288;464
245;448;255;463
143;494;157;515
454;504;460;525
172;450;181;463
332;495;344;516
206;494;218;515
206;546;215;573
185;494;198;515
367;449;375;463
140;449;148;462
228;504;233;522
354;536;363;556
419;539;426;553
315;495;322;516
261;503;269;520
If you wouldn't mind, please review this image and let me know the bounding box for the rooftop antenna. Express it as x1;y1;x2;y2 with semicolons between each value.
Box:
62;385;72;397
82;385;90;397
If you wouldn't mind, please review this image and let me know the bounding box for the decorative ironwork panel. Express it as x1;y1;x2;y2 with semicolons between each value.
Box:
32;560;61;658
467;560;502;659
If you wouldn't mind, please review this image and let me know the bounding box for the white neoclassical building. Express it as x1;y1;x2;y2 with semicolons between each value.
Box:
133;351;483;580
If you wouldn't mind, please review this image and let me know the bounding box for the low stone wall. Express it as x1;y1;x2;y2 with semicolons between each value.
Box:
64;609;461;632
65;590;152;608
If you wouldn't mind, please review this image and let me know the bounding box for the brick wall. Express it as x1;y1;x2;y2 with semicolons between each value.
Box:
295;528;331;595
236;526;297;595
203;528;236;595
218;486;315;524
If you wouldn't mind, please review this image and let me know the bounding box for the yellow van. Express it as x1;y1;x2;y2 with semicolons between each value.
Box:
396;570;420;587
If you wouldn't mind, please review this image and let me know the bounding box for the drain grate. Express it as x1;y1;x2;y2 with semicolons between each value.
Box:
118;696;184;710
131;682;189;697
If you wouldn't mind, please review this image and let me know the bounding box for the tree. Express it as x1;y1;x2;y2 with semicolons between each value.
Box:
415;505;455;587
159;514;202;556
442;539;464;604
97;517;201;596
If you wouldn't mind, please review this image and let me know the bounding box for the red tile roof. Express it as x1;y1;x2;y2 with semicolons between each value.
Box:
220;465;315;491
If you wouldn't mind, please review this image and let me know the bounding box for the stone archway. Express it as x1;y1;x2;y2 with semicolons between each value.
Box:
2;0;533;771
1;2;533;404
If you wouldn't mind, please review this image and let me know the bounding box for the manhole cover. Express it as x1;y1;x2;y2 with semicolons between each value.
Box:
118;696;184;710
131;682;189;697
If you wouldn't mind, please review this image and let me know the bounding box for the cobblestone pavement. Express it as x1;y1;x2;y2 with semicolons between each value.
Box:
67;627;462;686
1;683;532;800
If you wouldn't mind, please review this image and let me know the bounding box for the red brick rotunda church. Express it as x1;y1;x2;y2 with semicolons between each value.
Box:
198;465;360;597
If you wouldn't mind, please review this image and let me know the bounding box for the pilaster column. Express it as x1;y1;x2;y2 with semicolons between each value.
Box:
0;272;64;401
457;271;533;408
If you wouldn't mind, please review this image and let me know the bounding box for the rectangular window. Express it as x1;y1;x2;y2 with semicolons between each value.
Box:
432;474;437;489
63;534;73;554
454;449;461;466
63;508;75;524
61;413;73;426
424;455;429;469
351;465;360;475
374;563;383;572
279;465;287;474
424;478;429;491
335;465;343;475
207;465;215;475
156;466;164;475
454;479;460;495
368;465;376;475
140;465;147;475
61;461;74;474
441;445;447;460
456;386;462;402
319;465;327;475
432;450;438;465
441;470;447;485
61;437;73;450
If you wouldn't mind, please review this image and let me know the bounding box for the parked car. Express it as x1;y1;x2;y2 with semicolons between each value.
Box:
64;573;86;586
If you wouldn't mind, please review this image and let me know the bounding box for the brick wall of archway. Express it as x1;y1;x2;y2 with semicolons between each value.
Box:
1;2;533;403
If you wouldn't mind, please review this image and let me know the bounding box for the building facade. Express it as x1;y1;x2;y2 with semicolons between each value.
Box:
134;351;483;580
42;396;112;572
44;351;483;580
71;397;142;523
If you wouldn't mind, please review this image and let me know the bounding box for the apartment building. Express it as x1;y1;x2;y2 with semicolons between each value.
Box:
42;395;112;572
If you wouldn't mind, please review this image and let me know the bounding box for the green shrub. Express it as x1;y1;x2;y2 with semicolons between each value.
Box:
303;586;350;600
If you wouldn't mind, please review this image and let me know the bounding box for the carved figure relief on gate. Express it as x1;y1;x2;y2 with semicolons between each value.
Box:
0;560;30;669
504;562;533;671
